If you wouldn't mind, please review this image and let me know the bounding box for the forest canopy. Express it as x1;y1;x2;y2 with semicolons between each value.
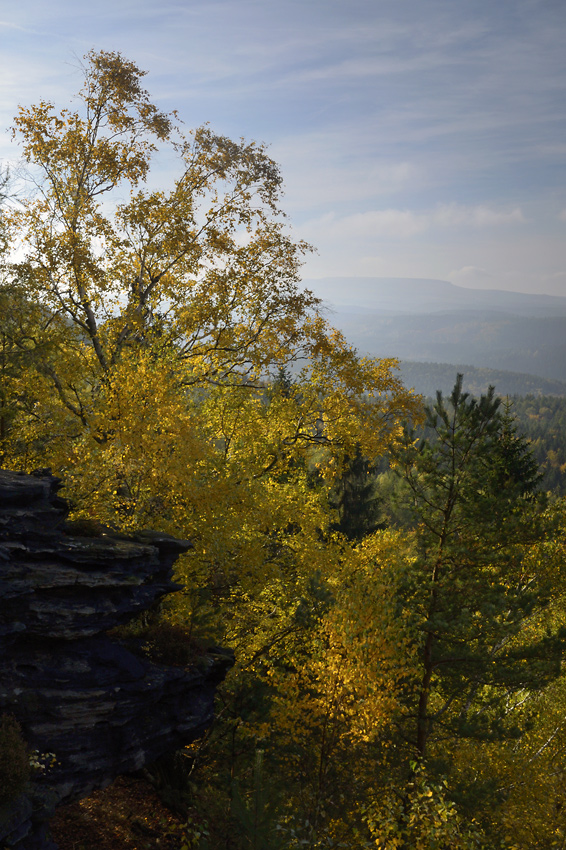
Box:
2;51;566;850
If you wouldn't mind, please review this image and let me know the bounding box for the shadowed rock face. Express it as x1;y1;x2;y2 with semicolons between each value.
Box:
0;469;233;849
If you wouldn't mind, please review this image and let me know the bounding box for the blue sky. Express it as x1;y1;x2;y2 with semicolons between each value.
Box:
1;0;565;299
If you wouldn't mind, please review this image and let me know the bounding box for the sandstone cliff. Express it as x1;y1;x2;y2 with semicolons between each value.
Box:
0;469;233;849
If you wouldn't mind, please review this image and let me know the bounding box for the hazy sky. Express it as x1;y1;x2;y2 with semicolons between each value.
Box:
1;0;565;298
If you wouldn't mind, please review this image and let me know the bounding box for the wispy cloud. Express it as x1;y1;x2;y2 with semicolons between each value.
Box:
0;20;30;31
302;205;526;241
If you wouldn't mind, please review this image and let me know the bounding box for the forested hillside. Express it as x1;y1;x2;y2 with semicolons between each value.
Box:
2;52;566;850
398;360;566;398
511;396;566;495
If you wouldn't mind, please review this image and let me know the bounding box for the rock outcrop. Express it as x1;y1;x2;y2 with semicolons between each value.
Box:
0;469;233;849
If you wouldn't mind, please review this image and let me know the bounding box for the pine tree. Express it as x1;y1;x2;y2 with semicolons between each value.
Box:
393;375;562;760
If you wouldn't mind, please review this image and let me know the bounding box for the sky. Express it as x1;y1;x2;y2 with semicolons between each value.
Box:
1;0;565;300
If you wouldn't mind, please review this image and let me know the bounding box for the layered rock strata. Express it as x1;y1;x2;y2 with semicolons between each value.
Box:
0;469;233;849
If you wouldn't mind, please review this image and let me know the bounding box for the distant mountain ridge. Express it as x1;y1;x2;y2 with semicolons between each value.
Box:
304;276;566;318
301;277;566;385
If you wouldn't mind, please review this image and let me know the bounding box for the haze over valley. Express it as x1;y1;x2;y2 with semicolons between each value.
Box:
306;276;566;395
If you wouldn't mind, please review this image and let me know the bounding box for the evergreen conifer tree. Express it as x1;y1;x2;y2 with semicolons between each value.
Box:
394;375;563;760
329;446;384;541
